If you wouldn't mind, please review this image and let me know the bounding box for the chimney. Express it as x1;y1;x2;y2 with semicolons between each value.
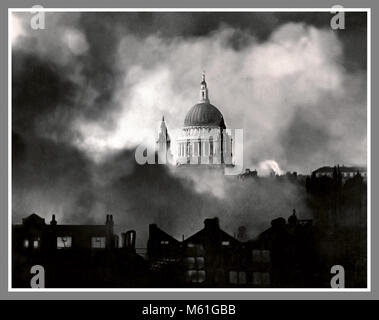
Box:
121;232;127;247
50;214;57;226
105;214;114;226
149;223;158;235
122;230;136;249
113;235;119;248
204;217;220;230
288;208;298;226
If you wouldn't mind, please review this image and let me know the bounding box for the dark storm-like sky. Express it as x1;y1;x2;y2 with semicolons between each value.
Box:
11;12;367;243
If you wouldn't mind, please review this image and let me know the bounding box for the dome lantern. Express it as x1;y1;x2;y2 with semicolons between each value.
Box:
184;72;225;128
199;71;209;103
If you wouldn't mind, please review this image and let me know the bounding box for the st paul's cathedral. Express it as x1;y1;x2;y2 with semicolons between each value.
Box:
156;73;234;168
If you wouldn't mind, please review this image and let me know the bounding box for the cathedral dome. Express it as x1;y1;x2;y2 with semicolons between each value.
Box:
184;102;225;128
184;72;225;128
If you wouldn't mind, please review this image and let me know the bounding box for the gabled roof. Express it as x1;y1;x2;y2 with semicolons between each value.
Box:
148;224;180;244
22;213;46;225
183;227;239;245
183;218;240;246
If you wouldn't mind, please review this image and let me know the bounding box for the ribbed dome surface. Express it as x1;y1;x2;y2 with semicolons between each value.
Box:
184;102;224;127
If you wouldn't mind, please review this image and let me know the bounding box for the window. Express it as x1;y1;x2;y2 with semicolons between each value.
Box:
186;270;206;283
23;239;29;248
229;271;247;284
262;272;270;285
253;272;270;286
196;257;205;269
252;249;270;263
185;257;204;269
195;244;204;255
261;250;270;263
229;271;237;284
222;241;230;246
186;257;195;269
91;237;106;249
185;248;205;283
57;236;72;249
252;250;261;261
253;272;261;285
239;271;247;284
33;239;40;249
186;243;204;255
160;240;169;245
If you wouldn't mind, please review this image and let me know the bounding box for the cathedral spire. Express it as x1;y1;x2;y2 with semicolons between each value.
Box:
159;115;167;134
201;71;206;84
157;115;170;144
199;71;209;103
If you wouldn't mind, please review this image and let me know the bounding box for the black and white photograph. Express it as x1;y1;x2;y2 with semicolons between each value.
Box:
10;8;369;290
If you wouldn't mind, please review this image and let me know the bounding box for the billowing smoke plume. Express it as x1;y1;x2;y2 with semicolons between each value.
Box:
12;12;367;246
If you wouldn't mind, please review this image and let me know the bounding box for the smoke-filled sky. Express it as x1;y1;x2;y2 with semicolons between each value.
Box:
12;12;367;244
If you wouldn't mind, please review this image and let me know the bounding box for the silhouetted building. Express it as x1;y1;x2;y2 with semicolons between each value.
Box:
12;213;147;288
238;168;258;179
255;210;317;288
146;224;182;287
13;206;366;288
147;217;271;287
306;165;367;228
313;165;366;181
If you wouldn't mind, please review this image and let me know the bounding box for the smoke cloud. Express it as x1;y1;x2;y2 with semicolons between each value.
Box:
11;12;367;246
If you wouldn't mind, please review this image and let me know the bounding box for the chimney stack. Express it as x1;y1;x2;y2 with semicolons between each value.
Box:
204;217;220;230
50;214;57;226
105;214;114;226
122;230;136;249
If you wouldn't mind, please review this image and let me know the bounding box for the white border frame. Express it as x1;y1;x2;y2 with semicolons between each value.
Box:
8;7;371;293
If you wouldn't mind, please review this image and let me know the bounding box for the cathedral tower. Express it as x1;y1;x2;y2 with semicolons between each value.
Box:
156;116;172;164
